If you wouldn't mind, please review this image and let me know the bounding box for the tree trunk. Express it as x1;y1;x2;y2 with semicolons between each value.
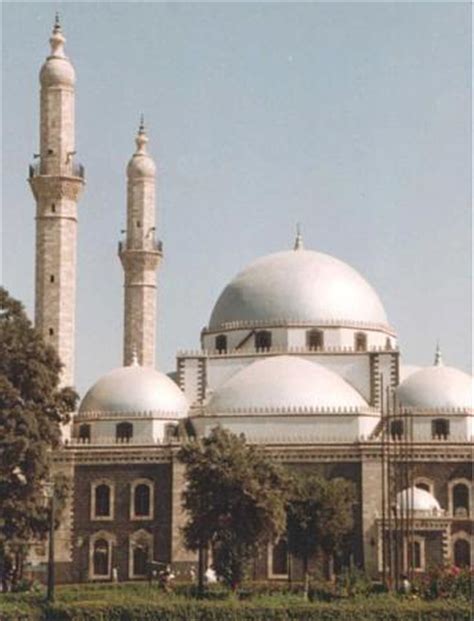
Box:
327;553;335;583
197;545;206;598
303;553;309;601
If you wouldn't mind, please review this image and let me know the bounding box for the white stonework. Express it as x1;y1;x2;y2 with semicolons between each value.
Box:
119;122;161;367
29;18;84;397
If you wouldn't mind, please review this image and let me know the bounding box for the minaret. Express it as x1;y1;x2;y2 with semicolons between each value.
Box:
29;16;85;388
119;119;162;367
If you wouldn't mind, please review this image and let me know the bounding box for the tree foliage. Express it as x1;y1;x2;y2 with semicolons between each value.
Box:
287;473;356;596
0;287;77;585
178;427;289;590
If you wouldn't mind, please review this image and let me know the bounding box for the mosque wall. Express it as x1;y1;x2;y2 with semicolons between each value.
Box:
71;462;173;583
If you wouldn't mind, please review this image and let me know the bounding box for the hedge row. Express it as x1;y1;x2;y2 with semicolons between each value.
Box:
1;599;470;621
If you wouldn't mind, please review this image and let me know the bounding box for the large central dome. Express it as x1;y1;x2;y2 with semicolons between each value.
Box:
209;248;389;330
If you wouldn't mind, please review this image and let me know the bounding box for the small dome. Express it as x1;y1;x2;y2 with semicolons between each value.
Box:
207;355;368;414
79;365;189;418
209;249;390;331
40;56;75;87
397;487;441;512
397;365;473;410
127;153;156;179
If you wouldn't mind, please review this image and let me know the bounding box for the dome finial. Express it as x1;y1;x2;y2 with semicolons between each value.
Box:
294;223;304;250
434;341;443;367
49;11;66;58
135;115;148;154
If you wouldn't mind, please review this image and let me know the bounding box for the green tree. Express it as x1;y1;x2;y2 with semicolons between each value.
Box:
287;473;356;599
178;426;289;592
0;288;77;588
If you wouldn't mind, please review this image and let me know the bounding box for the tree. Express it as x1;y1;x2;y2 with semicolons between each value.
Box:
287;473;356;599
0;288;77;588
178;426;289;592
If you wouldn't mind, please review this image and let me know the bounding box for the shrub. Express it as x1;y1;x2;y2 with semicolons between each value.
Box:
412;566;473;600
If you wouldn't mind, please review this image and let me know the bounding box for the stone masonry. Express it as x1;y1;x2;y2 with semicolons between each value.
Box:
119;122;161;367
29;18;84;395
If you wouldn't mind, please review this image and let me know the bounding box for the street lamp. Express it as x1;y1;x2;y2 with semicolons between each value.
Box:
44;480;55;602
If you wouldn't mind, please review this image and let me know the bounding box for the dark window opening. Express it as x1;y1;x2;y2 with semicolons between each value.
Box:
133;544;149;576
415;482;430;493
49;328;54;336
307;329;324;350
408;541;422;569
215;334;227;353
385;337;392;350
50;275;55;283
271;539;288;576
390;419;404;440
51;204;56;213
136;220;141;228
453;484;469;517
355;332;367;352
116;422;133;443
432;418;449;439
78;424;91;442
93;539;109;576
95;484;111;517
454;539;470;568
134;484;151;517
255;330;272;350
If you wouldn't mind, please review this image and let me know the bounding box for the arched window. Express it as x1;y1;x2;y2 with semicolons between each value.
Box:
453;483;469;517
129;530;153;579
133;544;149;577
116;422;133;443
307;329;324;351
255;330;272;351
355;332;367;352
405;536;425;571
95;484;111;518
79;424;91;442
215;334;227;353
134;484;151;518
414;479;433;494
453;538;471;568
432;418;449;439
390;419;404;440
93;539;110;577
268;539;288;578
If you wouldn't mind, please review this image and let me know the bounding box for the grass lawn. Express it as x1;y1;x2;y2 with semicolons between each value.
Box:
0;582;471;620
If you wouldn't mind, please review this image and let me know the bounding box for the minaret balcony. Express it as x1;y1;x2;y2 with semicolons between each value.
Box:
118;239;163;255
28;160;85;180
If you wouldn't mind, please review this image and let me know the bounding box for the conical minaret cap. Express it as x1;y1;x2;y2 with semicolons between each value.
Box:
40;13;75;87
127;116;156;179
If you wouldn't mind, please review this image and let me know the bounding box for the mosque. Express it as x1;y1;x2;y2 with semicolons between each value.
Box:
27;19;472;584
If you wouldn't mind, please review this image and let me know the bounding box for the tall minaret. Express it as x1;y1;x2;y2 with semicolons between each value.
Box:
29;16;85;388
119;119;162;367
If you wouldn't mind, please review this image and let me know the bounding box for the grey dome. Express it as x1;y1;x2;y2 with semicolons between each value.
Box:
397;365;473;410
209;249;390;330
397;488;441;512
207;355;368;414
79;365;189;418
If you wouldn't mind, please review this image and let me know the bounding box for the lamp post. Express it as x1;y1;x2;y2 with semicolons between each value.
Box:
44;480;55;602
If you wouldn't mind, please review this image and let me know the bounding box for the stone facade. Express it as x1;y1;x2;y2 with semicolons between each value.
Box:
29;20;84;396
119;125;162;368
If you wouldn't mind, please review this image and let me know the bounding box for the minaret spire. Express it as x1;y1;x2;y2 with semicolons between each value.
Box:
119;120;162;367
29;19;85;433
434;342;443;366
294;223;304;250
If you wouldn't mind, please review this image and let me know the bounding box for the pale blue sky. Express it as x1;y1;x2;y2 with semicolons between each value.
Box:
2;2;471;395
